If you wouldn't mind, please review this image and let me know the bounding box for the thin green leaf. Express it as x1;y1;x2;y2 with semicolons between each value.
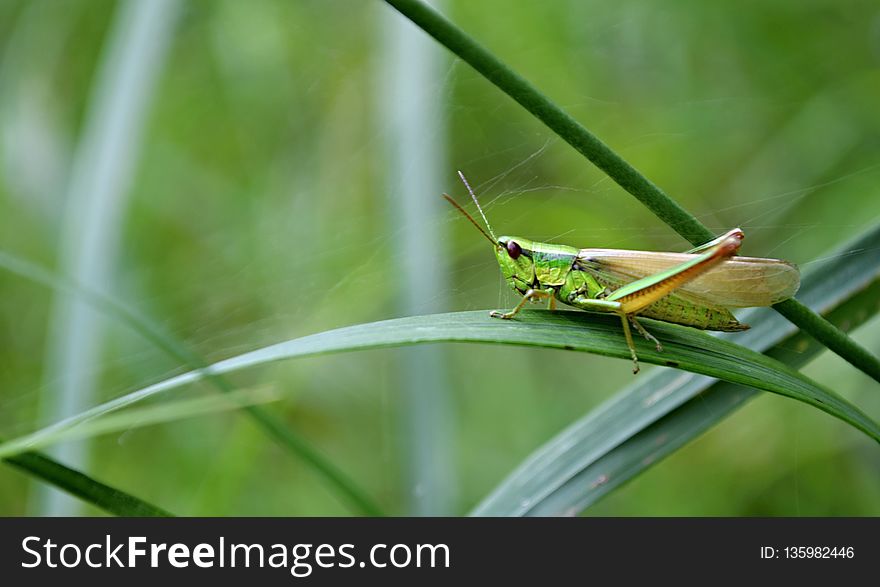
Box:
473;222;880;516
6;305;879;462
0;387;280;459
2;444;173;517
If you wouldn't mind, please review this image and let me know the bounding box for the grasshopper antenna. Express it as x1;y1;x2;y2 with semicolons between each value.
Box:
456;171;497;241
443;194;498;247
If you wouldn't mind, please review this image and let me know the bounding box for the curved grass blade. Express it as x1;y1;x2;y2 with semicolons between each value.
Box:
473;222;880;516
5;306;879;461
0;250;384;516
0;387;280;459
2;443;172;517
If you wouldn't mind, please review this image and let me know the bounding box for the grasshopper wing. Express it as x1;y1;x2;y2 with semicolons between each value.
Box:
577;248;800;308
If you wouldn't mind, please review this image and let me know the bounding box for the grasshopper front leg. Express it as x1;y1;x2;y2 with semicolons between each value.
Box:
490;288;554;320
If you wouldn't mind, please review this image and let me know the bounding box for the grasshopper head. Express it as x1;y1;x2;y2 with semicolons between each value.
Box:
496;236;536;294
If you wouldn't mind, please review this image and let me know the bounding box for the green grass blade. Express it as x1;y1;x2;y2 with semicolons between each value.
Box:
473;222;880;516
0;250;384;516
7;308;879;460
2;444;172;517
384;0;709;242
0;387;280;459
773;297;880;383
381;0;880;385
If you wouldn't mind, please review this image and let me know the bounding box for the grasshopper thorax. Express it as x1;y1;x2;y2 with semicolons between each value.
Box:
497;236;580;291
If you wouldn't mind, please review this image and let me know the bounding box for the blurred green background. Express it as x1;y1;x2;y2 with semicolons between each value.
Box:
1;0;879;516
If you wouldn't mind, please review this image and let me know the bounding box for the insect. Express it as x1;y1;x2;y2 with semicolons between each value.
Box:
444;172;800;373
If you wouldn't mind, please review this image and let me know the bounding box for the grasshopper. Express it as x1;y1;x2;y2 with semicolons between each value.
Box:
444;172;800;373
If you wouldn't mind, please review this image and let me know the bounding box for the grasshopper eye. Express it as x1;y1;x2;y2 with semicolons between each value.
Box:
507;241;522;259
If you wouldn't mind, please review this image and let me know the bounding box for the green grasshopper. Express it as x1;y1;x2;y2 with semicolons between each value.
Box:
444;172;800;373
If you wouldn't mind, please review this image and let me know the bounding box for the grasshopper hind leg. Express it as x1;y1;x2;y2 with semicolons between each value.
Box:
629;315;663;352
618;314;641;374
619;314;664;374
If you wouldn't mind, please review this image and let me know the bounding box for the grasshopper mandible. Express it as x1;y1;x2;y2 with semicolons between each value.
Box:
444;172;800;373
